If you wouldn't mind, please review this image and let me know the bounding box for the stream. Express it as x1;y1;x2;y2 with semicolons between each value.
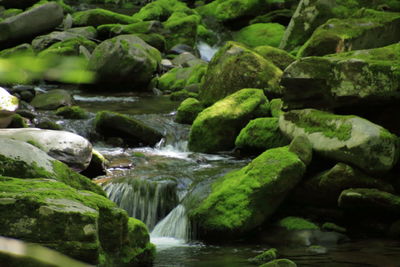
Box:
65;91;400;267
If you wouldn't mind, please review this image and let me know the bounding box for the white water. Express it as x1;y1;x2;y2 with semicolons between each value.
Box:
151;204;190;241
73;95;139;102
198;42;219;62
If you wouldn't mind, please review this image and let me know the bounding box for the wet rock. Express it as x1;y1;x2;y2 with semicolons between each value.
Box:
169;43;196;55
0;3;63;49
94;111;163;147
190;146;306;239
199;42;282;106
0;128;93;172
88;35;161;89
72;8;139;27
281;44;400;110
175;97;204;125
279;109;399;174
30;89;72;110
189;88;270;153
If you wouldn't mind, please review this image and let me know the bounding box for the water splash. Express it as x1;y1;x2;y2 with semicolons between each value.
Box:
197;42;219;62
151;204;190;241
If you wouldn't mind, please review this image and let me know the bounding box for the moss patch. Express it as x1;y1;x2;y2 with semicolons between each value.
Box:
234;23;285;48
277;216;319;231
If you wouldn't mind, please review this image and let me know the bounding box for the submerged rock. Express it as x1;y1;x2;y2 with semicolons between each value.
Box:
0;128;93;172
30;89;73;110
279;109;399;174
189;88;270;153
190;146;306;239
199;42;282;105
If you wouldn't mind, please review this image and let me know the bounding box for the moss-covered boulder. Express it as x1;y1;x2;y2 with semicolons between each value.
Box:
0;138;103;195
32;29;97;51
279;109;399;174
253;45;296;70
233;23;285;48
163;11;200;49
157;64;207;92
132;0;191;21
281;44;400;109
88;35;161;89
94;111;163;147
0;177;154;266
199;42;282;106
248;248;278;264
293;163;394;207
338;188;400;216
298;9;400;57
38;36;97;57
175;97;204;124
269;98;284;118
189;146;306;239
0;128;93;172
30;89;72;110
260;258;297;267
72;8;139;27
97;21;164;39
277;216;320;231
235;117;289;154
0;3;63;49
189;89;270;153
56;105;89;119
0;43;34;58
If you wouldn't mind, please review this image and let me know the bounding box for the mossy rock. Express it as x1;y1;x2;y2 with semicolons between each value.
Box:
81;149;108;178
31;0;73;14
190;146;306;239
235;117;289;154
199;42;282;106
0;177;154;266
72;8;139;27
56;106;89;119
0;43;34;58
277;216;319;231
97;21;164;40
169;89;197;101
88;34;161;89
8;114;28;128
134;33;166;52
248;248;278;264
175;97;204;124
298;9;400;57
94;110;163;147
269;98;284;118
189;88;270;153
132;0;192;21
32;30;96;52
0;87;19;112
38;36;97;57
30;89;72;110
282;43;400;110
157;64;207;92
259;258;297;267
253;45;296;70
233;23;285;48
279;109;399;174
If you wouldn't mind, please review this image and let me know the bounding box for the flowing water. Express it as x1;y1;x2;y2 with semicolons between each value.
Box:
69;91;400;267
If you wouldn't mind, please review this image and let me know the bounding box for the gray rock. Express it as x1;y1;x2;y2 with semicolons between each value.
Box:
32;31;85;51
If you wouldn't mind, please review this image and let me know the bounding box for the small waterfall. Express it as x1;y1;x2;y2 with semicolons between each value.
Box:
197;42;219;62
151;204;190;241
104;179;178;230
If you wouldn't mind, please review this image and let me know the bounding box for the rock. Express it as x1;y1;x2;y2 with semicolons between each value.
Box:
338;188;400;216
175;97;204;124
8;114;28;128
288;135;313;166
0;138;103;195
260;259;297;267
132;0;191;21
56;106;89;119
0;3;64;49
293;163;394;207
172;52;206;67
80;149;108;178
30;89;73;110
235;117;289;154
233;23;285;48
135;33;166;52
0;236;91;267
157;64;207;92
0;177;154;266
189;88;270;153
88;35;161;89
298;9;400;57
199;42;282;106
281;44;400;109
0;43;34;57
32;31;84;51
169;43;196;55
253;45;296;70
35;118;62;130
279;109;399;174
67;26;97;39
94;111;163;147
163;11;200;49
97;20;164;39
72;8;139;27
190;146;306;239
38;36;97;57
0;87;19;128
322;222;346;233
248;248;278;264
277;216;320;231
270;98;284;118
0;128;93;171
170;90;197;101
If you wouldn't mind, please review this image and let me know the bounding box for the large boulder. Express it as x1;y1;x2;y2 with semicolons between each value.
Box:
233;23;285;48
30;89;73;110
88;35;161;89
0;128;92;172
281;44;400;109
72;8;138;27
189;88;270;153
0;177;154;266
298;9;400;57
0;3;64;49
190;146;306;239
94;111;163;146
0;87;18;128
199;42;282;106
0;137;103;195
279;109;399;174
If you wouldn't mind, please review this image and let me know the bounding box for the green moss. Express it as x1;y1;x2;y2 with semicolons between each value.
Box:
260;258;297;267
190;146;305;233
235;117;289;153
322;222;346;233
1;8;23;18
269;98;284;118
283;109;354;141
175;97;204;124
56;106;88;119
253;45;296;70
9;114;28;128
132;0;191;21
31;0;73;14
158;64;207;92
277;216;319;231
73;8;139;27
38;37;97;57
163;12;201;49
26;140;43;149
248;248;278;264
234;23;285;48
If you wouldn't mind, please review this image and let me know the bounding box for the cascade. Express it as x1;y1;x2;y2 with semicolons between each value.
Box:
197;42;219;62
151;204;190;241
